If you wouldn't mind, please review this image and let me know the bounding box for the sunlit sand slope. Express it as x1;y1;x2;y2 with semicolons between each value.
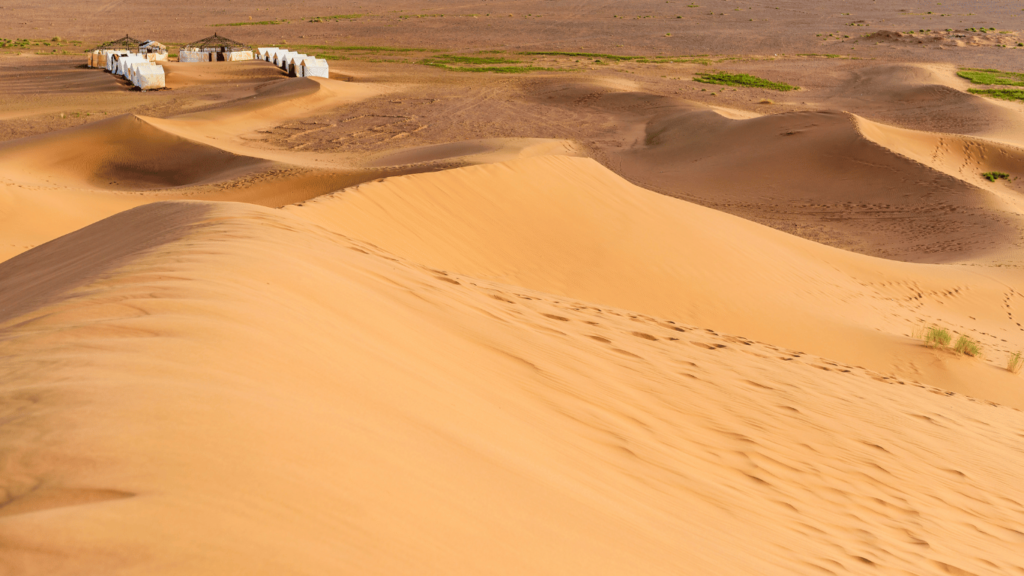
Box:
291;156;1024;407
2;200;1024;575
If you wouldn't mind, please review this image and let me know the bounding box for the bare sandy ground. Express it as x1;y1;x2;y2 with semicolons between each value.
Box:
2;2;1024;574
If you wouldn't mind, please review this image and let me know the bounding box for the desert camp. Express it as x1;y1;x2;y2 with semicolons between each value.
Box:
83;33;328;90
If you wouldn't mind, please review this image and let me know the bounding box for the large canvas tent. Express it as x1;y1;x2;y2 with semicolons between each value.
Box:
90;34;146;54
301;58;329;79
87;35;166;68
99;49;129;70
258;47;282;62
273;50;296;68
115;54;146;78
179;33;253;62
285;53;309;76
132;63;166;90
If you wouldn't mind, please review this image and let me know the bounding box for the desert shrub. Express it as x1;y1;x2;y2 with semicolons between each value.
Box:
1008;351;1023;374
953;335;981;357
924;326;952;348
982;171;1010;182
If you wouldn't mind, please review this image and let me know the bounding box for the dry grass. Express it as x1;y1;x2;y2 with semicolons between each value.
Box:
953;335;981;357
923;326;952;348
1008;351;1023;374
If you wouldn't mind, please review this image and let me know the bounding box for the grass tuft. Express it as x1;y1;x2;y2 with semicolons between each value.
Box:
924;326;952;348
953;335;981;357
694;72;798;91
1009;351;1023;374
982;171;1010;182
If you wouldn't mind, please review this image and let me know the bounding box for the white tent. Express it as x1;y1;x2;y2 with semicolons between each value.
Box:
134;64;166;90
128;60;153;85
225;50;254;61
105;50;130;72
178;50;210;63
110;53;128;74
117;55;146;78
286;53;309;77
300;58;329;79
258;47;281;62
275;51;298;69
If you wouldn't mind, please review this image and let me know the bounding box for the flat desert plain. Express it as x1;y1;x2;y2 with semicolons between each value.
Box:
3;1;1024;574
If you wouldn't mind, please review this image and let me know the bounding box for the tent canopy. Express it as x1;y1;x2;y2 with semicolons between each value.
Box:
182;32;250;52
89;34;146;53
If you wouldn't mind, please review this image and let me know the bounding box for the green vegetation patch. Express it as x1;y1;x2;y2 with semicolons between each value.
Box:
958;68;1024;86
0;38;35;49
519;51;643;61
421;55;557;73
694;72;798;91
213;20;287;27
982;171;1010;182
968;88;1024;102
309;14;364;22
434;54;522;64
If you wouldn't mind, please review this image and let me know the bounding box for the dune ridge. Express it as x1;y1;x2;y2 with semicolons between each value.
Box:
290;156;1024;407
2;196;1024;575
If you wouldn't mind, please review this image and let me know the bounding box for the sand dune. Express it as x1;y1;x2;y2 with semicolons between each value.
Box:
161;60;287;89
0;114;269;190
832;64;1024;145
602;106;1024;263
291;156;1024;407
3;195;1024;575
367;137;582;167
856;116;1024;213
146;76;389;156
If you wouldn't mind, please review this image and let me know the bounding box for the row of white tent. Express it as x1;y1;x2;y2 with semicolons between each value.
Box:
93;50;166;90
257;48;329;78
